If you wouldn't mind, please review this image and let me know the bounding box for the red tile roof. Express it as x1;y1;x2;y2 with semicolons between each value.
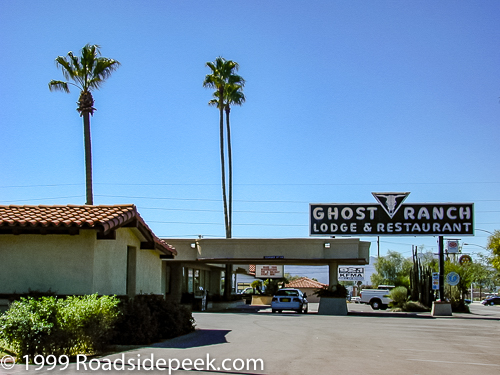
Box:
286;277;327;289
0;204;176;255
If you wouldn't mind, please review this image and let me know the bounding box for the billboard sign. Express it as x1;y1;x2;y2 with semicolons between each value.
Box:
255;265;284;278
338;266;365;281
310;193;473;236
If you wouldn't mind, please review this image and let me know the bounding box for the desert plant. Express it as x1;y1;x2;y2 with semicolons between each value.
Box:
251;280;263;293
263;279;281;296
389;286;408;309
402;301;430;312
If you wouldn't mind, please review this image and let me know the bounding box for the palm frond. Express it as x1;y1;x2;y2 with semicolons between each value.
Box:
228;74;245;86
67;52;82;78
49;44;119;97
224;83;245;107
208;98;220;107
48;80;70;93
204;56;243;95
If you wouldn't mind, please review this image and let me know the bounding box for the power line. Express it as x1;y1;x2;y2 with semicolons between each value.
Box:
2;181;500;188
0;196;84;203
138;206;305;214
148;220;306;227
97;194;309;204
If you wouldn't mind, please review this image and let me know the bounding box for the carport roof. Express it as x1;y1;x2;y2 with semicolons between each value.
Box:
0;204;176;255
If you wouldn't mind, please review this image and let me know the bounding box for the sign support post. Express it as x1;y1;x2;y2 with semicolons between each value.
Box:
438;236;444;301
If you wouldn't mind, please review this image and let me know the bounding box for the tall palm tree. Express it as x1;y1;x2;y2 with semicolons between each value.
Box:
223;83;245;231
49;44;120;205
203;57;244;238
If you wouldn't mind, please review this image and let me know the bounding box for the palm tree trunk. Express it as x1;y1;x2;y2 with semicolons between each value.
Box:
219;89;233;301
219;91;230;239
83;111;93;205
225;106;232;239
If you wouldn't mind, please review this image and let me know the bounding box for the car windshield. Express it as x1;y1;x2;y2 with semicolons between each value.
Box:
276;290;299;297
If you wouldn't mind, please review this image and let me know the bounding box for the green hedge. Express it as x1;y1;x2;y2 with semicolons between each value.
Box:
112;295;195;345
0;294;196;359
0;294;120;358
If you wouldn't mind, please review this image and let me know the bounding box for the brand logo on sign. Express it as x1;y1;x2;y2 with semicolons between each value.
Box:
372;192;410;219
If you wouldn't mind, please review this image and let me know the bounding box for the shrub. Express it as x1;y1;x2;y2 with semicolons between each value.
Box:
451;299;470;313
0;294;195;358
402;301;430;312
58;295;121;353
313;284;348;298
0;297;61;358
388;286;408;309
112;295;195;345
0;295;120;358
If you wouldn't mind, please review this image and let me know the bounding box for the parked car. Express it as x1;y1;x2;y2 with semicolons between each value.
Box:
239;287;254;295
481;296;500;306
359;286;394;310
271;288;308;314
351;296;361;304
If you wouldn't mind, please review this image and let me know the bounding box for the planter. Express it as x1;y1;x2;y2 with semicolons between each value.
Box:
318;297;348;315
251;296;273;306
431;301;452;316
209;300;245;311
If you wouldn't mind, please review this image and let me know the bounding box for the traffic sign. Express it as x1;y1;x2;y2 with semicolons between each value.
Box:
432;272;439;290
446;272;460;286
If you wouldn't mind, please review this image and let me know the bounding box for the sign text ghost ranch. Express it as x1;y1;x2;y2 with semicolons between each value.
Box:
310;196;474;237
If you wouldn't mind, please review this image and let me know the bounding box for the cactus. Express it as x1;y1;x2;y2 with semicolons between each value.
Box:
409;246;434;308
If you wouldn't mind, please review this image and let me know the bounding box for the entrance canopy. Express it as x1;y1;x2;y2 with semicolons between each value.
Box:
162;238;370;266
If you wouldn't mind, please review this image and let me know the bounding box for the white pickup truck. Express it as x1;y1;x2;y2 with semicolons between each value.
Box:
359;285;394;310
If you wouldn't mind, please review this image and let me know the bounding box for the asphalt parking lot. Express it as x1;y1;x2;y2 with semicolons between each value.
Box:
1;303;499;375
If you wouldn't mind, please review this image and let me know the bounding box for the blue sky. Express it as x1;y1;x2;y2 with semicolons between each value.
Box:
1;1;499;260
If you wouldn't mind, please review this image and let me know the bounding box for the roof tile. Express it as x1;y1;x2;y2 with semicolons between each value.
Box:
0;204;176;255
286;277;327;289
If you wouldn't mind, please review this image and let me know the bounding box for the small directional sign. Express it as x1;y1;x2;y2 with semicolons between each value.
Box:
432;272;439;290
446;272;460;286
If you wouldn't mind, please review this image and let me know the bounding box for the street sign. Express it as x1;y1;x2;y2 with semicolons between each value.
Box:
447;240;459;254
432;272;439;290
310;193;474;236
459;254;472;265
338;266;364;281
446;272;460;286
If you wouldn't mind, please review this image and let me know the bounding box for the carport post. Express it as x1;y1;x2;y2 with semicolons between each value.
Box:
224;263;232;300
328;262;339;287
